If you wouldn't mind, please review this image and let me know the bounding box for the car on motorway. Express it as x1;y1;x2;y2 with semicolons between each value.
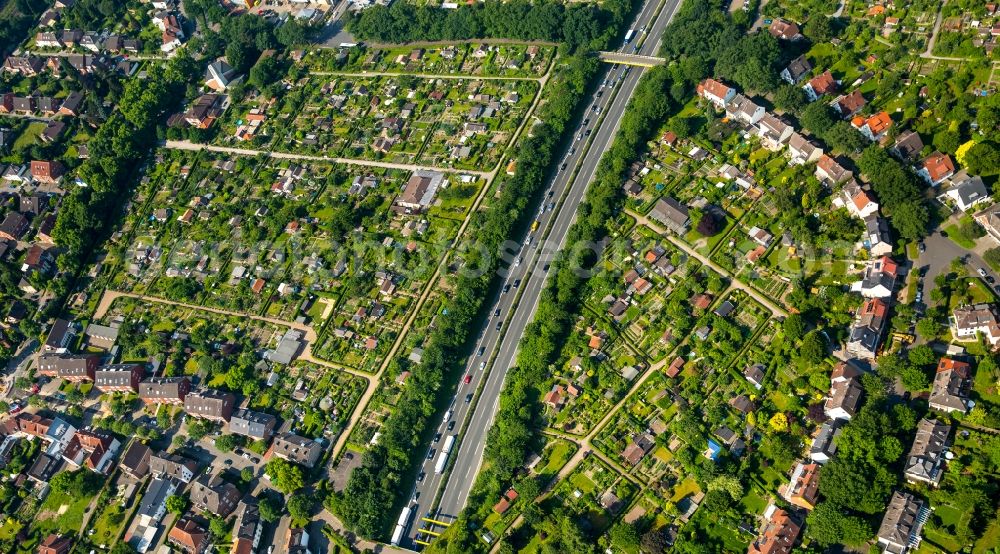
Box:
447;420;456;431
417;471;426;483
477;346;485;356
434;433;441;443
548;189;555;198
583;118;590;126
569;147;575;155
445;409;453;420
495;320;502;331
465;393;473;403
980;268;989;277
585;129;592;137
494;308;501;317
464;374;472;384
543;263;550;271
413;491;420;501
427;449;436;459
479;361;486;370
515;256;522;267
560;162;567;172
548;202;555;211
596;90;603;98
513;279;522;288
576;132;583;141
503;284;511;293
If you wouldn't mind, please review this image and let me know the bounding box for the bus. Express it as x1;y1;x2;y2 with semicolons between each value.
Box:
434;435;457;474
623;29;635;44
391;506;413;546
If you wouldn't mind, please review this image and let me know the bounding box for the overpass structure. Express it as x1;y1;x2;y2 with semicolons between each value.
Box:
597;51;666;67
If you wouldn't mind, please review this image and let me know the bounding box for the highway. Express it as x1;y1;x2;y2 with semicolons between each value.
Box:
399;0;682;548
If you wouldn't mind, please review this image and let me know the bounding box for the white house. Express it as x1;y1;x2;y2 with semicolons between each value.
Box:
757;114;793;151
697;78;736;108
851;256;899;298
945;175;990;212
787;132;823;165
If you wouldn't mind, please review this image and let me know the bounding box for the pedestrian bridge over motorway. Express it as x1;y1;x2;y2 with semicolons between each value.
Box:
597;51;666;67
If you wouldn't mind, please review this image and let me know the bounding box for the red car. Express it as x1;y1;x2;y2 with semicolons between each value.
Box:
30;384;40;394
463;374;472;385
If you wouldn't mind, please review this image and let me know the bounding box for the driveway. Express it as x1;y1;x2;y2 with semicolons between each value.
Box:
914;231;1000;313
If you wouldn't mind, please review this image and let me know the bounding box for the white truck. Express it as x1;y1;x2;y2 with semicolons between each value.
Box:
434;434;457;474
391;506;413;546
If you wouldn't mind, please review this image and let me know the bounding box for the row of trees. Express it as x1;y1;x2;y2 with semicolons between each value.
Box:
53;53;199;273
349;0;634;51
329;54;600;539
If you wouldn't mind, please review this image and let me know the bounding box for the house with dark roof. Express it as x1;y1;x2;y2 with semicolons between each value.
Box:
945;175;990;212
929;358;972;414
84;323;119;350
892;130;925;161
825;371;863;421
780;54;811;84
396;170;445;211
37;353;98;382
269;432;323;468
744;363;765;390
139;377;191;405
904;419;950;487
43;319;76;354
621;433;655;466
135;477;178;527
190;473;241;517
877;491;928;554
184;389;236;422
649;197;690;234
809;422;841;463
95;363;143;393
150;452;198;482
233;498;263;554
228;409;277;440
119;440;151;480
863;214;893;257
0;212;29;241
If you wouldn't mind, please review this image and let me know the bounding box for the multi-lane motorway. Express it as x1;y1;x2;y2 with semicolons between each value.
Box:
400;0;682;547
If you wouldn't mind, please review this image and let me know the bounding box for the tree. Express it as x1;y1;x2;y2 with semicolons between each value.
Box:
799;331;827;364
266;458;305;494
783;314;805;342
773;84;807;113
226;41;257;74
214;434;243;453
714;32;781;93
209;514;230;537
768;412;789;433
890;200;930;241
248;57;284;91
259;495;283;522
240;467;254;483
110;543;138;554
916;318;941;339
965;141;1000;176
166;494;189;515
287;493;314;520
804;16;836;42
707;474;743;500
608;522;640;551
806;502;873;546
800;101;836;136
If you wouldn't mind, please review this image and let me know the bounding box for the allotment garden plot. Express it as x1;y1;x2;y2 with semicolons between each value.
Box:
218;74;538;172
298;43;554;78
109;149;484;371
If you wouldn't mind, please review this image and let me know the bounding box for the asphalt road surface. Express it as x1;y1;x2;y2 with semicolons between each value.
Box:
400;0;683;548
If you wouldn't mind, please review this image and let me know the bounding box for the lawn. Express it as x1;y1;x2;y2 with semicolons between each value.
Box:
0;518;22;540
943;223;977;249
30;489;95;536
670;476;701;503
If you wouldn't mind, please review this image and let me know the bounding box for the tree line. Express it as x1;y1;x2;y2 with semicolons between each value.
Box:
52;54;200;273
348;0;634;51
327;54;601;540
